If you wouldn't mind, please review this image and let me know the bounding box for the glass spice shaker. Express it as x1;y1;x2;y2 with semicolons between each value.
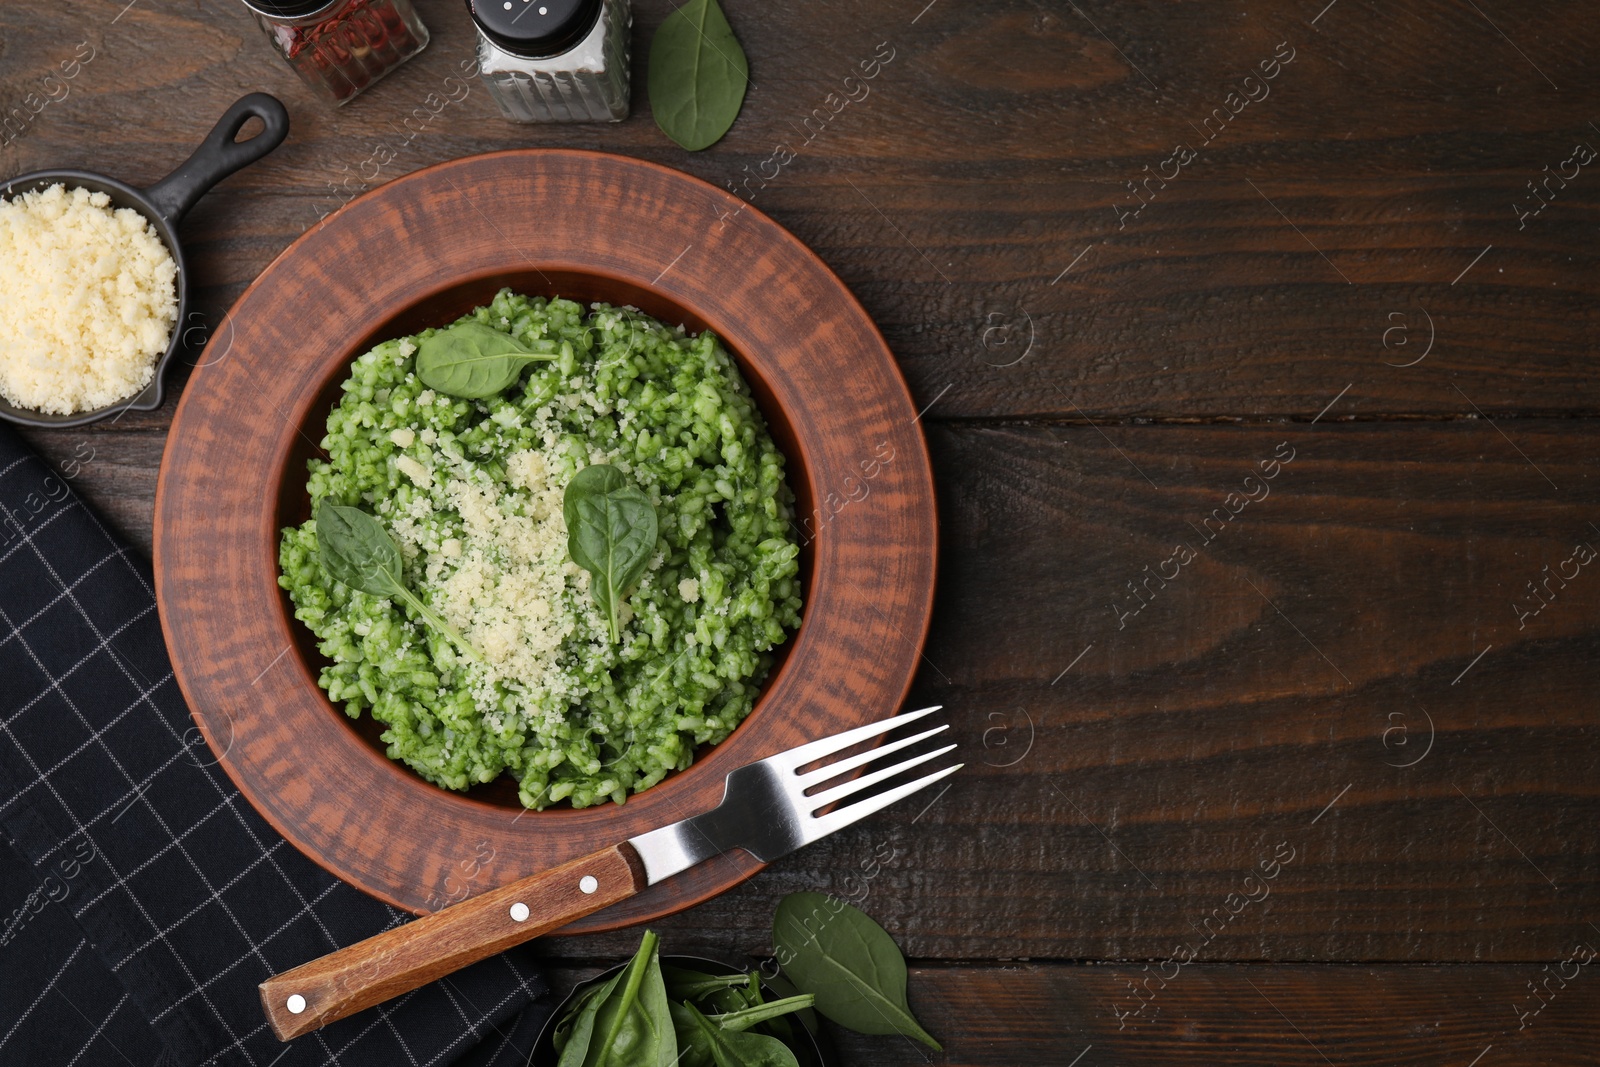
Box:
467;0;631;123
241;0;431;107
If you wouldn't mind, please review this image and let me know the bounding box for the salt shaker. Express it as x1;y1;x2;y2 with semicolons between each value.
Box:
467;0;631;123
242;0;431;106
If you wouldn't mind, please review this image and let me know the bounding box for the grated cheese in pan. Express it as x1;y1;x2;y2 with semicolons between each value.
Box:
0;184;177;414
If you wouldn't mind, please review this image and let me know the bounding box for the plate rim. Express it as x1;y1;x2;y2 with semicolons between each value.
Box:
153;148;938;928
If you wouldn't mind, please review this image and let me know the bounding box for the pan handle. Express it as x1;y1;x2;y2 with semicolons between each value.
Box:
145;93;290;225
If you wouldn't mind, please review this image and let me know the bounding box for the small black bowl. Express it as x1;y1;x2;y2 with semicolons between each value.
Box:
0;93;289;428
530;954;834;1067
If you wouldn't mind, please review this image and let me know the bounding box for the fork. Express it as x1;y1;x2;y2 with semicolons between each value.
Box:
259;706;959;1039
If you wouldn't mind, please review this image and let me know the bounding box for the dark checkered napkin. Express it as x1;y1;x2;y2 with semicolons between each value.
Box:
0;427;551;1067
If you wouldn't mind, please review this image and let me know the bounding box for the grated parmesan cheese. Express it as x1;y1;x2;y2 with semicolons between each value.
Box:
506;450;547;491
0;184;177;414
426;466;589;716
395;455;432;487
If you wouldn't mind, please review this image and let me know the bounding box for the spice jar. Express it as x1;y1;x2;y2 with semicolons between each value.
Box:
467;0;630;123
242;0;430;106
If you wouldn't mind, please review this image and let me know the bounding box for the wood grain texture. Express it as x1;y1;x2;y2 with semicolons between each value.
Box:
4;0;1598;421
552;960;1599;1065
151;150;938;926
25;421;1600;963
513;420;1598;965
5;0;1599;1056
261;844;646;1040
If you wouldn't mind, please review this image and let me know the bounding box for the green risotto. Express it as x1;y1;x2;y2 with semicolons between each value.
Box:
278;290;803;809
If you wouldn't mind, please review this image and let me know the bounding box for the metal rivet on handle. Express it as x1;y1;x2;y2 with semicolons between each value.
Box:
579;875;598;894
286;994;306;1014
510;902;530;922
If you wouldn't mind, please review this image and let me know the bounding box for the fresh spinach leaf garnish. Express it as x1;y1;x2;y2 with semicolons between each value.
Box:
662;966;752;1002
554;974;620;1061
752;972;815;1036
702;995;815;1034
563;464;659;644
314;501;481;663
559;936;818;1067
773;893;941;1049
414;320;558;399
559;929;677;1067
672;1001;800;1067
648;0;749;151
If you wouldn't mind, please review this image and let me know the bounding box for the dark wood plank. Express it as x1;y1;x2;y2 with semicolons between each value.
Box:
4;0;1598;421
17;398;1600;961
547;961;1599;1066
14;418;165;555
19;416;1600;962
525;420;1600;964
6;0;1598;998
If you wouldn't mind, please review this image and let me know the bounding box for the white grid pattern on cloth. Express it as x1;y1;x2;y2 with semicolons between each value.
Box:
109;839;291;970
480;1024;517;1066
0;547;127;666
437;979;481;1042
0;462;549;1067
149;879;341;1023
12;498;347;1067
425;971;536;1067
432;956;544;1067
78;795;252;920
0;493;76;568
1;667;173;829
77;498;362;948
69;502;462;1067
52;983;146;1067
0;590;258;1063
422;966;540;1067
62;989;133;1067
20;529;289;1051
0;937;87;1054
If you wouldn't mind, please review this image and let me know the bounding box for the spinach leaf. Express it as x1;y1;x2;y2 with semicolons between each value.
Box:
563;465;658;643
669;1003;716;1067
704;985;750;1017
673;1002;799;1067
647;0;749;151
772;893;941;1050
703;995;815;1033
663;965;751;1002
740;970;763;1009
755;972;817;1035
314;501;481;662
681;967;761;1017
414;320;558;399
576;929;677;1067
555;973;621;1062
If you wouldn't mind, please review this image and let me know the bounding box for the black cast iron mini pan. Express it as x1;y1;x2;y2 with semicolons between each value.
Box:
0;93;289;429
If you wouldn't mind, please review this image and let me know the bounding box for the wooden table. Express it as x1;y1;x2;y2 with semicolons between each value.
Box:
6;0;1598;1062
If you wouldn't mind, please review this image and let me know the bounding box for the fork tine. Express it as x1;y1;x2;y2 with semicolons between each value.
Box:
768;705;942;773
805;743;958;811
803;762;962;843
796;724;949;787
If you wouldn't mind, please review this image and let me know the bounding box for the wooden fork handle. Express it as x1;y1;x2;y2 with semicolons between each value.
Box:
260;842;646;1040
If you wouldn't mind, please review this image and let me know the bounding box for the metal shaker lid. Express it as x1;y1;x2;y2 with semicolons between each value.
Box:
467;0;601;59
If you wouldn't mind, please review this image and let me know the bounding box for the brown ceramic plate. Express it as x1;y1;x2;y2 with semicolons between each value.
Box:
153;150;936;929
